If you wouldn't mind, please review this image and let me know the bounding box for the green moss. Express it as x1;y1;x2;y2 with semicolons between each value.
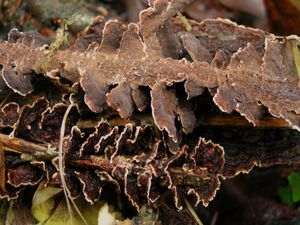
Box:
36;14;79;74
176;12;192;31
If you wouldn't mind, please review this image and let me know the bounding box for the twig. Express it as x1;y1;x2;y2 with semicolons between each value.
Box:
76;115;290;129
0;133;53;154
197;115;290;128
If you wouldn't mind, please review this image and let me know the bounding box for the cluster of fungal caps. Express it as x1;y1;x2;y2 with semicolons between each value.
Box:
0;0;300;211
1;97;225;210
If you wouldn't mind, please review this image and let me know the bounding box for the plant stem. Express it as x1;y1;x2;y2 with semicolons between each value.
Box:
0;133;52;154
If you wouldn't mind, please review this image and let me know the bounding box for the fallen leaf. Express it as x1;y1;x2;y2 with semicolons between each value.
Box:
98;204;117;225
31;181;62;223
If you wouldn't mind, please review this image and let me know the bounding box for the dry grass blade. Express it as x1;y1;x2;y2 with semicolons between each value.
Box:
292;41;300;79
58;103;88;225
0;91;12;108
58;103;73;217
183;197;204;225
0;141;6;193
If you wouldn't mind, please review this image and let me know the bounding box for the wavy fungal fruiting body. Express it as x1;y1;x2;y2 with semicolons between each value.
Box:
2;116;224;210
1;0;300;139
1;0;300;210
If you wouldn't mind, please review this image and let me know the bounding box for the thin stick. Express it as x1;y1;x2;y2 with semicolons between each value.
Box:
197;115;290;128
0;133;52;154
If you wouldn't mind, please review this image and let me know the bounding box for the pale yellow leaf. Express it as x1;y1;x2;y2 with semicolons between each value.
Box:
31;182;62;223
44;200;82;225
98;204;116;225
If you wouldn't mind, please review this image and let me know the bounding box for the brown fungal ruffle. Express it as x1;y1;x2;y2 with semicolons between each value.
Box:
1;120;225;210
1;0;299;141
0;102;19;127
11;97;78;143
66;121;225;210
1;0;300;213
2;111;300;210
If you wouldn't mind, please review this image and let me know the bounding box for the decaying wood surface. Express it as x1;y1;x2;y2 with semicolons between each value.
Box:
0;0;300;211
